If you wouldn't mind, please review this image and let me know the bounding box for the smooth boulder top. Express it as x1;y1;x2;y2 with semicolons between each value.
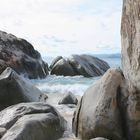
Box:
0;31;48;79
0;102;67;140
50;54;110;77
0;67;48;110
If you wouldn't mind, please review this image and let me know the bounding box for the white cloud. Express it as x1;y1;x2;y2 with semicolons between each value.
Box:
0;0;122;56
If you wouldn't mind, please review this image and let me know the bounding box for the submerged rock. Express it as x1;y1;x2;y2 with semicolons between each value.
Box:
73;69;124;140
0;31;48;79
0;67;47;110
58;92;78;105
0;102;67;140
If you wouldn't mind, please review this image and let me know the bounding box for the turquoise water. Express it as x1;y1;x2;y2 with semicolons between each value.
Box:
31;55;121;96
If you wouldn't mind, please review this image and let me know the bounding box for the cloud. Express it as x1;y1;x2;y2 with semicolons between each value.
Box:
0;0;122;56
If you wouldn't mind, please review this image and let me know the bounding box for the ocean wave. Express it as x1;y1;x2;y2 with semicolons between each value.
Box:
30;75;100;96
35;83;89;95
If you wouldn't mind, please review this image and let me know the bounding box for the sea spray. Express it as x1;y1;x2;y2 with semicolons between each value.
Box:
30;75;100;96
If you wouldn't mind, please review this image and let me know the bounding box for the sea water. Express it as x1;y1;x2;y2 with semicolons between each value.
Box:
31;54;121;96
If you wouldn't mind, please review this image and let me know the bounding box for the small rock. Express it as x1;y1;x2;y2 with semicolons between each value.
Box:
59;92;78;105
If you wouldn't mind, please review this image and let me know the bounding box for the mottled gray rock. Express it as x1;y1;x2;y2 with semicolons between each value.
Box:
58;92;78;105
121;1;140;140
121;0;140;92
0;102;66;140
0;67;47;110
0;31;48;79
49;56;63;70
68;54;110;77
51;58;76;76
73;69;124;140
51;54;110;77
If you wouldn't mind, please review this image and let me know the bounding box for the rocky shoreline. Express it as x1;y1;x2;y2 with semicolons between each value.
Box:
0;0;140;139
0;30;109;139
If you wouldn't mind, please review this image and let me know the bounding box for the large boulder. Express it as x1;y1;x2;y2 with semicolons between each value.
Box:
121;1;140;140
50;54;110;77
121;0;140;92
0;102;67;140
0;31;48;79
68;55;110;77
73;69;124;140
58;92;78;105
51;58;76;76
0;67;47;110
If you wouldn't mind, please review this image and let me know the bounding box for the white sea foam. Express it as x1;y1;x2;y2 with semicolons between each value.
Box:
30;75;100;96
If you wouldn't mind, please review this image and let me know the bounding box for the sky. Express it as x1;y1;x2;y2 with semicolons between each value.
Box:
0;0;123;57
